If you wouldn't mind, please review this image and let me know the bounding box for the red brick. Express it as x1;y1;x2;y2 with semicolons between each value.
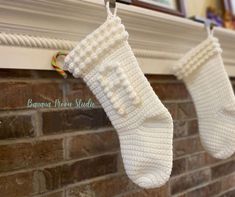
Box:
1;72;234;197
0;81;63;110
173;119;199;139
0;171;34;197
42;108;109;134
173;136;203;158
163;102;178;119
177;195;186;197
153;82;189;100
0;139;63;172
68;174;137;197
36;191;64;197
117;152;125;172
0;69;66;79
68;130;119;159
187;119;198;136
65;81;100;106
211;160;235;179
146;74;177;82
221;173;235;191
187;152;219;171
0;114;34;140
173;120;187;138
218;189;235;197
62;79;84;102
0;69;34;78
170;169;210;194
40;154;117;191
121;184;169;197
172;158;186;176
177;102;197;120
184;181;221;197
231;78;235;92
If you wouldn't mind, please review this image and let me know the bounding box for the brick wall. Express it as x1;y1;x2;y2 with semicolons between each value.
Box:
0;69;234;197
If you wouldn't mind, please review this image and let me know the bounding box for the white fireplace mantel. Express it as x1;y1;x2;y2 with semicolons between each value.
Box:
0;0;235;76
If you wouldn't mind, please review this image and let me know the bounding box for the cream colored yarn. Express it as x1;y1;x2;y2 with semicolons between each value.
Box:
64;7;173;189
173;33;235;159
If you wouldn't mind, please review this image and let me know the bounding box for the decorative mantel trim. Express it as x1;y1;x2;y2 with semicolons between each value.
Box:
0;32;75;50
0;31;181;59
0;0;235;76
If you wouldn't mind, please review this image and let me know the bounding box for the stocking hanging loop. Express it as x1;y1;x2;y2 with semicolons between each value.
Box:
104;0;117;17
204;20;215;37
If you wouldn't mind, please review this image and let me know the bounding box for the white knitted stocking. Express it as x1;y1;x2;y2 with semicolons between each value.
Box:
64;6;173;189
173;32;235;159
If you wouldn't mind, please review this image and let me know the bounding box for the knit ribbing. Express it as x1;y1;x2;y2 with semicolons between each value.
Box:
173;35;235;159
64;14;173;188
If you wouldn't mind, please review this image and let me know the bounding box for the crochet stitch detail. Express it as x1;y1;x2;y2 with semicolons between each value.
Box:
64;16;128;77
173;36;222;79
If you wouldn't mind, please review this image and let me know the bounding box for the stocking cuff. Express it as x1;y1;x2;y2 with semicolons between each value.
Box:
64;16;129;77
173;36;222;80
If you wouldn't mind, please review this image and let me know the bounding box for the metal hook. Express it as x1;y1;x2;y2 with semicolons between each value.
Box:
204;19;216;36
204;19;215;31
104;0;116;8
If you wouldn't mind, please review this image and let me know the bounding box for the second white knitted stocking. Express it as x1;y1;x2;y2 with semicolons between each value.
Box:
173;33;235;159
64;7;173;189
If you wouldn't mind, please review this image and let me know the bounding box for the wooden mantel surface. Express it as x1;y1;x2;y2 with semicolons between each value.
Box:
0;0;235;76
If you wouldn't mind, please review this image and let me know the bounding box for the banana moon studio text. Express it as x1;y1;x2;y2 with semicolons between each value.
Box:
27;98;95;108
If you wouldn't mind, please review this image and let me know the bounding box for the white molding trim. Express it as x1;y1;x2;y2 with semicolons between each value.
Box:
0;0;235;76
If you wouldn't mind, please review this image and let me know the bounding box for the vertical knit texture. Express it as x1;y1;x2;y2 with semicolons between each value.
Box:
64;14;173;189
173;35;235;159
